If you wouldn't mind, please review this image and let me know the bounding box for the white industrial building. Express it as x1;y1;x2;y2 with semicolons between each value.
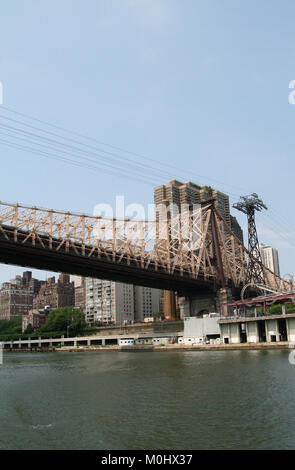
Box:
178;315;221;345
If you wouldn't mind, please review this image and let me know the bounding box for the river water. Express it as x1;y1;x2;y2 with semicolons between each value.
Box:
0;350;295;450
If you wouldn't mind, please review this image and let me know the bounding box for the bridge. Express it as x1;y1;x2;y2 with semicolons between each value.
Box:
0;199;291;301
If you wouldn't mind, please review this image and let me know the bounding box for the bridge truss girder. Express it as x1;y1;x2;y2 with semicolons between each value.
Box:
0;200;291;294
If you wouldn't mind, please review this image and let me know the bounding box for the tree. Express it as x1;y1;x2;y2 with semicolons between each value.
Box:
24;324;34;334
39;307;86;335
0;316;22;335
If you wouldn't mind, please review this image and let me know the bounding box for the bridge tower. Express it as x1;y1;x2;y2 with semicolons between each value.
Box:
233;193;267;286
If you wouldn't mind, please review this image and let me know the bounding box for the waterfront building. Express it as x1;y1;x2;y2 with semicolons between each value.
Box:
85;279;133;325
22;308;50;333
134;286;161;322
16;270;46;295
219;293;294;344
178;315;221;345
85;278;161;326
259;244;280;276
73;276;86;313
0;282;33;320
33;274;74;310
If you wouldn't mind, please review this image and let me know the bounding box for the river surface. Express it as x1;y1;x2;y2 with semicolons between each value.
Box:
0;350;295;450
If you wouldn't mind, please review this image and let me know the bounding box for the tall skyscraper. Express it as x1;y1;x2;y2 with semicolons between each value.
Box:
154;180;232;225
154;180;244;318
259;244;280;276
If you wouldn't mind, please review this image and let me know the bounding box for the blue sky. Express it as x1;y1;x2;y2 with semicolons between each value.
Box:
0;0;294;283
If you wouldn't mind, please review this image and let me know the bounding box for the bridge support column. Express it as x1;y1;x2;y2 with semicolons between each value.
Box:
74;340;77;347
178;297;191;319
179;288;233;319
87;340;91;346
18;339;21;349
190;294;217;316
61;335;65;346
164;291;176;320
102;339;106;346
38;337;42;348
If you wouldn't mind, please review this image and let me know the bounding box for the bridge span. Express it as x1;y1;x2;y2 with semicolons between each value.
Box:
0;200;291;298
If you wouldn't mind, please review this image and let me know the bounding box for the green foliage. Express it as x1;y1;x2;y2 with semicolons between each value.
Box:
78;326;99;336
24;324;34;334
257;303;295;316
0;316;22;335
153;312;164;320
39;307;86;335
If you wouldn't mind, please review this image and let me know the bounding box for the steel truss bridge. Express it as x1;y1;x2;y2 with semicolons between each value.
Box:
0;199;291;295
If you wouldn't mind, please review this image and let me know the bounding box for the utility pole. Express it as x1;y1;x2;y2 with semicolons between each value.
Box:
233;193;267;286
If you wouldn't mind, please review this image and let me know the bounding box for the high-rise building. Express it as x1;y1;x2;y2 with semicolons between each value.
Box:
230;215;244;244
154;180;201;210
0;282;33;320
134;286;161;322
28;278;46;295
154;180;243;240
33;274;74;310
22;271;32;286
73;276;86;313
154;180;244;318
85;278;161;325
85;279;134;325
154;180;231;222
259;244;280;276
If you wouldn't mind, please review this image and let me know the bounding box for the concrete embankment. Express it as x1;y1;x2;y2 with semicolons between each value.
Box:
55;342;293;353
4;342;293;353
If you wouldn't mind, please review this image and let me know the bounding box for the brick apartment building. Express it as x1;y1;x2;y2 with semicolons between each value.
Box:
0;282;33;320
22;308;50;333
33;273;74;310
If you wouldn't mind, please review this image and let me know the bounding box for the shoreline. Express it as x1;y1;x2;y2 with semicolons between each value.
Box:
4;342;293;353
